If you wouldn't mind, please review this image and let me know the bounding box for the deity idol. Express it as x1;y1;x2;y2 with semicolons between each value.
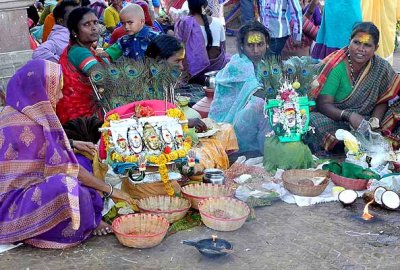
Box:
127;127;143;155
143;122;161;154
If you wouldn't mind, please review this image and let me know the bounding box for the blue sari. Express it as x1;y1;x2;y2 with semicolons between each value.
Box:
209;54;271;152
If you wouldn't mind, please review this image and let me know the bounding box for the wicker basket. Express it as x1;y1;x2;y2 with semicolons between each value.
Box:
282;169;329;197
330;172;368;191
112;214;169;248
137;196;191;223
181;183;234;210
198;197;250;231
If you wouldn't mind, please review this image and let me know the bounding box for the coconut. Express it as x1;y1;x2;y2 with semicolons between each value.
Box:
381;190;400;210
338;189;357;205
373;187;387;205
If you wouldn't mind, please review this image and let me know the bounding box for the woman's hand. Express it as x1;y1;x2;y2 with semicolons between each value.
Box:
73;140;97;156
111;189;137;206
188;118;208;133
95;48;108;58
349;112;364;130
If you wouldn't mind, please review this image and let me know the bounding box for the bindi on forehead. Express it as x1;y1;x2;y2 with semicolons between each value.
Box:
247;33;263;44
358;33;372;44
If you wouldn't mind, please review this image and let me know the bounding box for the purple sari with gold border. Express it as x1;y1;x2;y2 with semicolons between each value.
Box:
0;60;103;249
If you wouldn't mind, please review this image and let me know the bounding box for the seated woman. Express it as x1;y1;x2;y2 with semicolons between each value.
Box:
0;60;133;249
175;0;228;85
145;34;238;168
57;7;110;124
309;22;400;154
104;0;123;33
209;21;272;153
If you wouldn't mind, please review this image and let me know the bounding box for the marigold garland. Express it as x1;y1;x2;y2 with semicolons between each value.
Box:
101;109;192;197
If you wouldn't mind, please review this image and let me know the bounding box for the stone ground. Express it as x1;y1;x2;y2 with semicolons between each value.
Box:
2;37;400;270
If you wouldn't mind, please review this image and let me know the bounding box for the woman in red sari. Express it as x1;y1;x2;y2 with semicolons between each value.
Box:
57;7;110;124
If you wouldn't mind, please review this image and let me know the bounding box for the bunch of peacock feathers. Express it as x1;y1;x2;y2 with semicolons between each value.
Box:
257;56;322;99
89;57;181;112
283;56;323;97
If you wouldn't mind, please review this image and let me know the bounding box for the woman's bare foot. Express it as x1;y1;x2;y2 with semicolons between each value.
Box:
93;221;113;236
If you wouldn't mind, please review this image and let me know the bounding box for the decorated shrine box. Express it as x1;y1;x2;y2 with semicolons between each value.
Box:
265;96;315;142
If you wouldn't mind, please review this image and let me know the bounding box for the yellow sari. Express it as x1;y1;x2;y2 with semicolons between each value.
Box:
361;0;400;65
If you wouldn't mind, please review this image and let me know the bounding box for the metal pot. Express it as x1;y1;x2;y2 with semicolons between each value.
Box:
203;169;225;184
204;71;219;90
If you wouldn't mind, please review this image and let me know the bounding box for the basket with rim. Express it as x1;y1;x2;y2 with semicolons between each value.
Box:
137;195;191;223
112;213;169;248
282;169;330;197
181;183;234;210
198;197;250;231
330;172;368;191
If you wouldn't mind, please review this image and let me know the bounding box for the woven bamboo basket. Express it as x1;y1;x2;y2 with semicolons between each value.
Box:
282;169;330;197
181;183;234;210
330;172;368;191
198;197;250;231
137;196;191;223
112;214;169;248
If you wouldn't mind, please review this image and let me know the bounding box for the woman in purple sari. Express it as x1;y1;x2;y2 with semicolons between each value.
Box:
0;59;133;249
175;0;228;85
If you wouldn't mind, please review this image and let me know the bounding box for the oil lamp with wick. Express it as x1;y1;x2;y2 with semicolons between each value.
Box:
182;235;233;258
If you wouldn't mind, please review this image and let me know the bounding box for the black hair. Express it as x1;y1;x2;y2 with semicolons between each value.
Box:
237;21;271;55
27;5;40;26
350;22;380;46
53;0;80;22
146;35;184;60
81;0;91;7
63;116;103;144
188;0;213;49
67;7;96;42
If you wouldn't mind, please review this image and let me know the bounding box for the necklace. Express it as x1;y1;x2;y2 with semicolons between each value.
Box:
347;52;362;88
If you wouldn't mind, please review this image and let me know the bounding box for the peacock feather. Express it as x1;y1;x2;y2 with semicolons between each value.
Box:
89;56;182;112
257;60;276;99
294;56;323;96
267;55;284;91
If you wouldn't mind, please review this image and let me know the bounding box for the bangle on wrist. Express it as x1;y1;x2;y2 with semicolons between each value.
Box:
340;110;352;122
103;183;113;199
340;110;345;120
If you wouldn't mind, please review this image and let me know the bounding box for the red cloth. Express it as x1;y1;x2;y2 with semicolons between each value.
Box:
98;100;176;159
29;35;38;50
109;26;126;45
57;46;104;124
165;0;186;11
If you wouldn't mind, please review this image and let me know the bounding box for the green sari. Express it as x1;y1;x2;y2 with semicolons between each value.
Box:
309;50;400;151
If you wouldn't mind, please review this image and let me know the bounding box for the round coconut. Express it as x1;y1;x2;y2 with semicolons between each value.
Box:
373;187;387;205
381;190;400;210
338;189;357;205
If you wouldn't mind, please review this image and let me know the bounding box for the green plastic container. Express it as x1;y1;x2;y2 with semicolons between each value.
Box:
265;97;315;142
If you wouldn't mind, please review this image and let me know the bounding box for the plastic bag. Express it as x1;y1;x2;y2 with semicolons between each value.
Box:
353;124;394;169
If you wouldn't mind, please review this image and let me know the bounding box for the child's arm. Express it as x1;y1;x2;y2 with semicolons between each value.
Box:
105;42;123;62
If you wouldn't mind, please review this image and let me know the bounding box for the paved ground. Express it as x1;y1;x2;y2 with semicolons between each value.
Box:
3;38;400;270
2;200;400;270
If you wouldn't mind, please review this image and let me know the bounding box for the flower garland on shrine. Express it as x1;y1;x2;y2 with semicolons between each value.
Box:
101;107;193;196
269;81;306;137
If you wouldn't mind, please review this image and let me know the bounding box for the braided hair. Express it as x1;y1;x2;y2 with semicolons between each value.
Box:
188;0;213;49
